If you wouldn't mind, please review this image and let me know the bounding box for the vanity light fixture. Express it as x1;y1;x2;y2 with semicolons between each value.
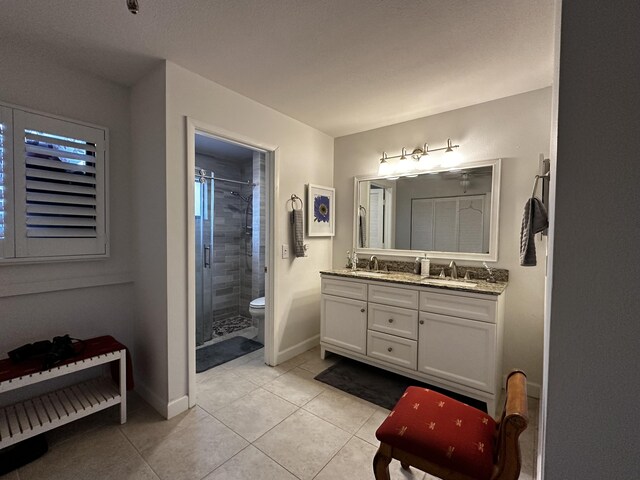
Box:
378;138;460;176
411;146;426;160
445;138;455;152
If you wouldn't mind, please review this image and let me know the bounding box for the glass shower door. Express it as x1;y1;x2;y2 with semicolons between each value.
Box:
195;170;214;346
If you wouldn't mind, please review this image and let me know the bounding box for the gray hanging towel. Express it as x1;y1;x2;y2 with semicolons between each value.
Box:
291;207;305;257
520;197;549;266
359;211;366;247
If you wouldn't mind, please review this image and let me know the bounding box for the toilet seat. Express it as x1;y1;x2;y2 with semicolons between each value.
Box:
250;297;265;309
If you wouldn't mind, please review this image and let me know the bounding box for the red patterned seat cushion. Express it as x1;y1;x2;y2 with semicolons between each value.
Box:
375;387;496;480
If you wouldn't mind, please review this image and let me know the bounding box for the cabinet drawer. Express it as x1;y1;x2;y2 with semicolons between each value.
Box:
368;284;419;309
322;277;368;301
419;290;496;323
367;331;417;370
368;303;418;340
418;312;496;393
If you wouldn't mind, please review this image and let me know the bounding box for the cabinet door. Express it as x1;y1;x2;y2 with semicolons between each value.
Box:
418;312;496;393
321;295;367;354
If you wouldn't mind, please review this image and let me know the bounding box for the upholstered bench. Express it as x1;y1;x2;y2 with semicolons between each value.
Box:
373;370;528;480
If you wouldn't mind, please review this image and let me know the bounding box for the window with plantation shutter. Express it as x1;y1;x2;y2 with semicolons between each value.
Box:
0;105;15;260
0;103;108;262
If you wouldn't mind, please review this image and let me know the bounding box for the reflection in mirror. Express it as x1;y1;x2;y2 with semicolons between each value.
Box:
355;160;500;260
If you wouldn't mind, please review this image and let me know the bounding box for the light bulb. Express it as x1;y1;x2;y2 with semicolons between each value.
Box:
419;155;439;171
378;158;392;176
442;149;462;168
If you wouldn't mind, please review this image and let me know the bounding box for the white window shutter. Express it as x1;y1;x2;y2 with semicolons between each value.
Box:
434;198;458;252
0;106;15;259
410;198;434;251
12;110;107;258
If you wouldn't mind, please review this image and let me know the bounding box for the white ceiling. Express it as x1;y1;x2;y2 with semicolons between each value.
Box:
0;0;555;137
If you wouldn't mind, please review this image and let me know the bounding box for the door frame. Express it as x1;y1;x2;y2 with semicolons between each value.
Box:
186;117;278;408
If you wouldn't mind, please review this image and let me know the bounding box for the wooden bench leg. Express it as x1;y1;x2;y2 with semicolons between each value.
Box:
373;443;392;480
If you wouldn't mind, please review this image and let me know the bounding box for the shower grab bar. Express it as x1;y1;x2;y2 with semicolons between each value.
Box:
204;245;211;268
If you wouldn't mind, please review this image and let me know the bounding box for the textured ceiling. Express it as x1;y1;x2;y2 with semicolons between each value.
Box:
0;0;555;137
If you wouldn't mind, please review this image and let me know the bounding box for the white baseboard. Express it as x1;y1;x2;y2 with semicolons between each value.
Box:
136;382;190;419
275;334;320;365
167;395;189;419
135;381;168;418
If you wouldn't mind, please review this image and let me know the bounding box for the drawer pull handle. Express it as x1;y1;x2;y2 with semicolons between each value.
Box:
419;320;425;325
387;347;393;352
360;308;366;313
388;318;394;323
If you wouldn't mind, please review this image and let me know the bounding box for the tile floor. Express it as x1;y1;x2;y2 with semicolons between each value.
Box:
0;347;539;480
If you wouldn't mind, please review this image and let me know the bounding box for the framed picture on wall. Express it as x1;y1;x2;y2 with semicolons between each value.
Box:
307;184;335;237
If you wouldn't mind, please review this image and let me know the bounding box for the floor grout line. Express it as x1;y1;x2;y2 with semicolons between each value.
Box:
116;423;163;480
13;344;541;480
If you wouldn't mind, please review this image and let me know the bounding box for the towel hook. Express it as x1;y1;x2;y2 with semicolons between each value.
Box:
531;173;550;197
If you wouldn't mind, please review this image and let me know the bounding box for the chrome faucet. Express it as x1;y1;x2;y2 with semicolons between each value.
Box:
369;255;379;272
449;260;458;280
482;262;497;283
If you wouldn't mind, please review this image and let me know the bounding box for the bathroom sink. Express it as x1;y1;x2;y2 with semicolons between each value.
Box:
350;270;391;278
424;278;477;288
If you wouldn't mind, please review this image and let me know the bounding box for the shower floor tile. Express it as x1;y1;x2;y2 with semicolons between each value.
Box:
212;315;253;338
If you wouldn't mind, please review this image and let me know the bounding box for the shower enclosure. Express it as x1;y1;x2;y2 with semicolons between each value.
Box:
194;149;265;347
195;168;214;346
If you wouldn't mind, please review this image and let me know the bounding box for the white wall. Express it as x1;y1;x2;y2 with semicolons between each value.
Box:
0;44;135;357
130;62;169;412
334;88;552;391
131;61;334;412
542;1;640;478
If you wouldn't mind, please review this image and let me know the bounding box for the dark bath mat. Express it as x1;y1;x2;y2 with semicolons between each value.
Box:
314;357;487;412
196;336;263;373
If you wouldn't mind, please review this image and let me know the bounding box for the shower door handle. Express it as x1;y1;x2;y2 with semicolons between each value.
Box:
204;245;211;268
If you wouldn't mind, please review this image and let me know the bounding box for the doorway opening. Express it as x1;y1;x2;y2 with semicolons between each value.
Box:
186;122;275;405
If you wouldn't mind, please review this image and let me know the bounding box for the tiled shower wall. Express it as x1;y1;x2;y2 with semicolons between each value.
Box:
253;152;266;302
195;153;264;335
238;152;266;317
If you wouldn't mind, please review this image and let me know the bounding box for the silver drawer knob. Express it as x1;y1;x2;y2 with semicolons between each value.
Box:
388;318;394;323
387;347;393;352
419;320;425;325
360;308;365;313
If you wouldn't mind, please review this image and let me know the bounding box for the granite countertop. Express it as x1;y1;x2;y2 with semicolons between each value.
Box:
320;269;507;296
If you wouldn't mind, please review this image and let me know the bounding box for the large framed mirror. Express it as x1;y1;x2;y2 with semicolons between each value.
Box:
353;158;501;261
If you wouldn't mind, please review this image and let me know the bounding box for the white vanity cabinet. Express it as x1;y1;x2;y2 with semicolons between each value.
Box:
320;273;505;414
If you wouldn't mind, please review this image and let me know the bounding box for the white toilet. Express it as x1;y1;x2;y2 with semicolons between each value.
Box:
249;297;265;344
